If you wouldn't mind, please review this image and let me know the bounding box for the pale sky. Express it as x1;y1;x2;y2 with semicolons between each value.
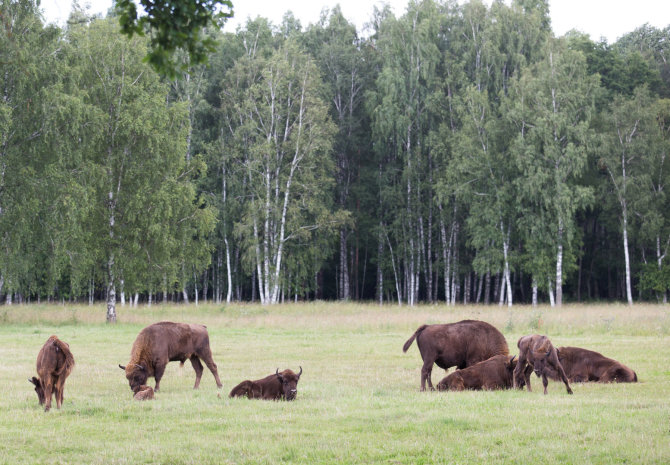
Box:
40;0;670;43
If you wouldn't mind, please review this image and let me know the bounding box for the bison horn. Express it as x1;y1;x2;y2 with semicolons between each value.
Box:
510;355;517;363
297;366;302;378
119;364;126;370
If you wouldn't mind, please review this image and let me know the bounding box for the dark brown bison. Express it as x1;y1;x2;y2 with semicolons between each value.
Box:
403;320;509;391
436;355;521;391
229;367;302;401
548;346;637;383
133;385;155;401
119;321;222;392
28;335;75;411
513;334;573;395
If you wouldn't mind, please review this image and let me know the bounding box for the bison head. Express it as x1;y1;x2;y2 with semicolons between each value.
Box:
531;349;552;376
276;366;302;401
119;364;148;392
28;377;45;405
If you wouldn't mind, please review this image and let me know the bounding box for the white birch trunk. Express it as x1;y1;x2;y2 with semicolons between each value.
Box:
548;278;555;307
120;279;125;306
555;220;564;307
133;292;138;307
622;203;633;305
532;278;538;307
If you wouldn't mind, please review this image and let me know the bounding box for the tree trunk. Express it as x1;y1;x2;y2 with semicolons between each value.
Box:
622;207;633;305
532;278;538;307
556;221;564;307
106;254;116;323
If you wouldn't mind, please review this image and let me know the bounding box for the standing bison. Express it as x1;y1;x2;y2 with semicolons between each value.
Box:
550;346;637;383
436;354;519;391
513;334;573;395
29;335;75;411
403;320;509;391
229;367;302;401
119;321;222;392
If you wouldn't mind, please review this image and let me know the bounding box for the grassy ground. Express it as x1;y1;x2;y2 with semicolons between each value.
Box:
0;302;668;464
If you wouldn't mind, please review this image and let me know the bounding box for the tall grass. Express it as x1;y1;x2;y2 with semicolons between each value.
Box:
1;302;668;464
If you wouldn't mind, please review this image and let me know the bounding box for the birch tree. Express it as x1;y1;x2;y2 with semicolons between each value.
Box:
508;38;598;306
223;40;337;304
68;18;214;320
600;87;658;305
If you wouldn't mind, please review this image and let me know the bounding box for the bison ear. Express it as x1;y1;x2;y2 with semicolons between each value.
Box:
119;364;126;370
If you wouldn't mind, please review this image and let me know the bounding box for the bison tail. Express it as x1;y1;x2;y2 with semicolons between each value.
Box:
52;337;75;375
403;325;428;353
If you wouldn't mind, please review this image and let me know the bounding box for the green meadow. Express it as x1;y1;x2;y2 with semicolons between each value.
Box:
0;303;668;464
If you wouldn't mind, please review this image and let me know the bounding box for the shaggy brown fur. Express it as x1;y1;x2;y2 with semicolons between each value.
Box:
403;320;509;391
119;321;222;392
29;335;75;411
436;355;522;391
549;347;637;383
513;335;573;395
133;385;155;401
229;367;302;401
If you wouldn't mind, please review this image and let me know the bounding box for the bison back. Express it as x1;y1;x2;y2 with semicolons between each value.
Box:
416;320;508;369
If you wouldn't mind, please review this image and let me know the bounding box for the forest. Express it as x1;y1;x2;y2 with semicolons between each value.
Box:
1;0;669;320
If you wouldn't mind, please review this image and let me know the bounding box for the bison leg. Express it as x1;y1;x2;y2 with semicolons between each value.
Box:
43;380;53;412
190;356;204;389
198;347;223;389
55;378;66;408
550;353;573;394
541;373;549;395
154;362;167;392
513;354;532;391
421;360;434;391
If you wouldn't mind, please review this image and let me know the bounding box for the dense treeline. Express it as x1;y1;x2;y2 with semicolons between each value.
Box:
1;0;669;318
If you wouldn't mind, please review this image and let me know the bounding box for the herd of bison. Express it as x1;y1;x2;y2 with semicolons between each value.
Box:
28;319;637;412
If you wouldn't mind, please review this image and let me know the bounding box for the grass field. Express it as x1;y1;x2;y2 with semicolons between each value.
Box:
1;302;669;464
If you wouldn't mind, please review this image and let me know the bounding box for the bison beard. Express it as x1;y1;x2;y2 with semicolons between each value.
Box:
547;346;637;383
436;355;519;391
403;320;509;391
513;334;573;395
229;367;302;401
119;321;222;392
30;335;75;412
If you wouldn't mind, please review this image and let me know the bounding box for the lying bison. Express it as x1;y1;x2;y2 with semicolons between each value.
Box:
229;367;302;401
403;320;509;391
437;355;521;391
133;385;155;401
29;335;75;411
513;334;573;395
119;321;222;392
549;346;637;383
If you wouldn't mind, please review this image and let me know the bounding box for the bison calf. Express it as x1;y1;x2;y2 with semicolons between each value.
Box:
229;367;302;401
29;335;75;411
550;347;637;383
133;385;155;401
403;320;509;391
513;334;573;395
437;355;519;391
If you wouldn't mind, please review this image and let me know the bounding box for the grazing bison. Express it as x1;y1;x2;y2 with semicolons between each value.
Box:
403;320;509;391
436;355;520;391
513;334;573;395
229;367;302;401
119;321;222;392
29;335;75;411
133;385;155;401
549;346;637;383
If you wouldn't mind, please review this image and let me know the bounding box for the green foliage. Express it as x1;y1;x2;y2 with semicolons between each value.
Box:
115;0;233;78
639;263;670;293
